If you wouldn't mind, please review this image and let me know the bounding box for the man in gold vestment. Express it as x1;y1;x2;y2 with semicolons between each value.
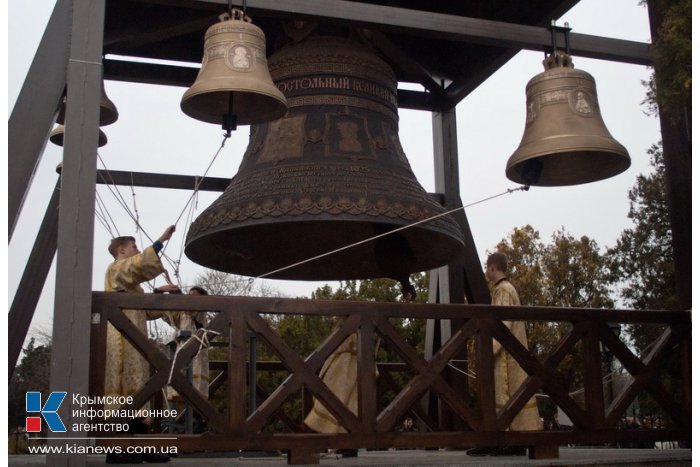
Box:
468;252;539;457
104;225;179;411
304;333;360;458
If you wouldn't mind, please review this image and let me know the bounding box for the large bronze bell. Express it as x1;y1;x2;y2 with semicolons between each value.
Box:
56;81;119;127
181;9;287;128
185;36;464;281
506;51;630;186
50;124;108;147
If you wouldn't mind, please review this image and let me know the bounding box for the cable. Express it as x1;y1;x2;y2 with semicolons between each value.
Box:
253;185;530;280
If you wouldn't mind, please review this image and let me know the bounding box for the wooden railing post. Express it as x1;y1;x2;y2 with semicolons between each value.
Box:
476;317;496;432
228;308;248;434
357;314;377;434
582;322;606;430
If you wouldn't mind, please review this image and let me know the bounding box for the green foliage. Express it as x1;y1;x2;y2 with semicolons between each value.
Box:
9;338;52;430
607;143;676;312
492;226;614;308
642;0;692;120
607;143;676;361
489;226;614;398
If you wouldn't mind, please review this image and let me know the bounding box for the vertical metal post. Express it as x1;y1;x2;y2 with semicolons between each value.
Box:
430;109;490;304
47;1;105;465
8;0;72;238
426;109;490;430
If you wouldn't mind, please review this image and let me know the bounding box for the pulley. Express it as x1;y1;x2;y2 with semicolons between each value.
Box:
185;35;464;281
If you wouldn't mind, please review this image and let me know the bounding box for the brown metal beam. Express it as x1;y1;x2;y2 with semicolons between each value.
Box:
442;0;577;108
93;168;231;191
9;179;61;379
195;0;652;65
47;0;106;463
9;0;72;239
359;29;445;95
103;59;445;111
104;15;215;53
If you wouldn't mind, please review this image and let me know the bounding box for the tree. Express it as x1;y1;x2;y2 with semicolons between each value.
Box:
641;0;691;121
607;143;676;358
492;225;614;308
607;144;676;312
489;226;614;405
9;338;52;431
643;0;691;310
607;144;682;422
192;269;282;297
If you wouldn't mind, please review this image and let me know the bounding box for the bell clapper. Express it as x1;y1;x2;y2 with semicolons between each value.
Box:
222;91;238;137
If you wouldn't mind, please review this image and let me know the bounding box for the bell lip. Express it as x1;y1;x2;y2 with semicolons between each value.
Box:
49;125;108;147
184;218;465;281
181;83;288;126
505;144;631;187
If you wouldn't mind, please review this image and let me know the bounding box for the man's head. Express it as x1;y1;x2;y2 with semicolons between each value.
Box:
108;236;139;259
485;252;508;282
188;286;209;296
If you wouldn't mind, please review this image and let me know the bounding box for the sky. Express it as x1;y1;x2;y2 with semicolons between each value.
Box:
8;0;662;347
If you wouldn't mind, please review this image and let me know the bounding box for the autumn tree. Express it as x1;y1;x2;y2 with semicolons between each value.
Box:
489;226;614;406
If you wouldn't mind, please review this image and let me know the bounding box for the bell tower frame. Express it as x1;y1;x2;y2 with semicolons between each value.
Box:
9;1;687;465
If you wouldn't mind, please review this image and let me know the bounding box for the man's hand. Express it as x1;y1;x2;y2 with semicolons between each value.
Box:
158;225;176;243
154;284;182;294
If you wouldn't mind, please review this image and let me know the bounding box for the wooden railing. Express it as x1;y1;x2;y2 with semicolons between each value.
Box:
90;292;691;464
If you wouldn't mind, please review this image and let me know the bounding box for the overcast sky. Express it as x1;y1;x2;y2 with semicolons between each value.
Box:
8;0;660;345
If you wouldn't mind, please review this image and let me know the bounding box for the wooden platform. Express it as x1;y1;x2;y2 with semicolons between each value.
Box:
9;447;691;466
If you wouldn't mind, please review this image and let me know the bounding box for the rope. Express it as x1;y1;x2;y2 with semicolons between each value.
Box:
131;171;145;246
94;191;117;237
168;135;228;232
159;134;229;285
167;327;221;386
252;185;530;281
96;155;180;277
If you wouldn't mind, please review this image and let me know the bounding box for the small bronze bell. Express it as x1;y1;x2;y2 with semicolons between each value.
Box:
50;124;108;147
506;51;630;186
185;36;464;281
181;9;287;129
56;82;119;127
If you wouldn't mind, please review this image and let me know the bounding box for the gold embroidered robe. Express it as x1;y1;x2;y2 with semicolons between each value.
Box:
160;311;210;400
104;246;164;410
304;334;358;434
492;279;540;431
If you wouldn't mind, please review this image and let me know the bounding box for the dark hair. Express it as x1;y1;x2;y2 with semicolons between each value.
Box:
108;236;136;259
189;286;209;295
486;252;508;273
